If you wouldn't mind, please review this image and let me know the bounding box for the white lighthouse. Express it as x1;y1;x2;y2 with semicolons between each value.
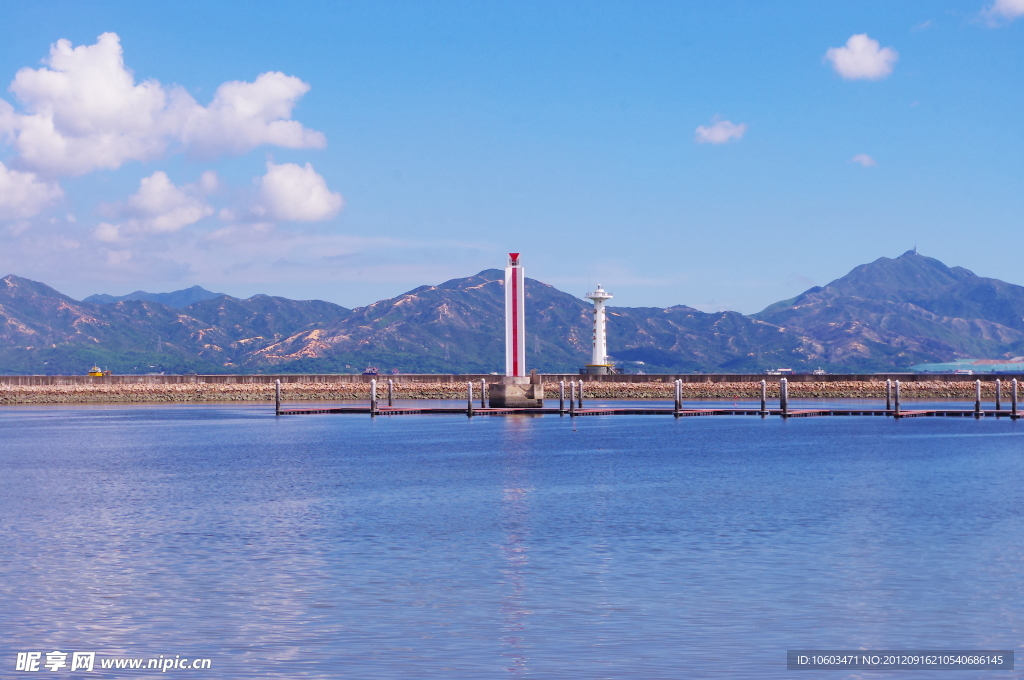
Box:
584;284;613;375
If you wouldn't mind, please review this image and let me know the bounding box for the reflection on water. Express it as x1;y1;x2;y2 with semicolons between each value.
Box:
499;489;530;673
1;405;1023;679
499;416;533;675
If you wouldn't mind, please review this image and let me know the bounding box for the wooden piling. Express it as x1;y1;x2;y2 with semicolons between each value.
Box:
274;379;281;416
370;378;377;415
569;381;576;416
760;379;767;416
886;379;892;411
467;382;473;417
996;378;1002;412
480;378;486;408
780;378;788;418
975;379;982;418
1013;378;1019;418
387;379;394;407
559;381;565;414
894;380;901;418
577;380;583;408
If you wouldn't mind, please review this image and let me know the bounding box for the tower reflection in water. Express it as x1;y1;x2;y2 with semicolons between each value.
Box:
499;417;534;675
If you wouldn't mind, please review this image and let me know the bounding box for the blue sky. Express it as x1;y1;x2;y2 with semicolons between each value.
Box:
0;1;1021;313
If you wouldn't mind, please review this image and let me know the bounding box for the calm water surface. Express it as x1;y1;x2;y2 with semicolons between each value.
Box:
1;404;1022;679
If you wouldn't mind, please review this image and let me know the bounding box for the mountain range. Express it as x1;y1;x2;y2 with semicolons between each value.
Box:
83;285;225;308
2;250;1024;375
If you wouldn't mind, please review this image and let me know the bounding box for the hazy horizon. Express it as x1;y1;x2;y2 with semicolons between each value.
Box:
1;247;998;314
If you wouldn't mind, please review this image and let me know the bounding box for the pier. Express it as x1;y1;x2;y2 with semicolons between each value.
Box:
277;405;1021;419
276;378;1022;420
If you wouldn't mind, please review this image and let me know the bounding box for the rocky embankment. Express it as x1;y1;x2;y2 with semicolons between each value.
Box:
0;380;1005;404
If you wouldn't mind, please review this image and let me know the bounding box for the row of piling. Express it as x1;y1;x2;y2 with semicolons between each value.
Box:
760;377;1018;419
274;377;1021;419
278;378;594;417
765;376;1018;419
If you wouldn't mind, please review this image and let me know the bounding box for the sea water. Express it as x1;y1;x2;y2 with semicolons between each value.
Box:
1;404;1022;679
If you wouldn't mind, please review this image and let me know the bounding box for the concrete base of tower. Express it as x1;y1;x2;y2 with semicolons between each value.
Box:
488;376;544;407
580;365;613;375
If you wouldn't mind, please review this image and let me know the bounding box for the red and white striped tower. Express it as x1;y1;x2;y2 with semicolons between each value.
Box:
505;253;526;377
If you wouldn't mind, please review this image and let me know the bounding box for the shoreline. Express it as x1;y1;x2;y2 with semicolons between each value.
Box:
0;380;1008;405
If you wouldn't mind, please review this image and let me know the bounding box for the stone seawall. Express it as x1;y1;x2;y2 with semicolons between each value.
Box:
0;381;1009;405
2;373;1020;386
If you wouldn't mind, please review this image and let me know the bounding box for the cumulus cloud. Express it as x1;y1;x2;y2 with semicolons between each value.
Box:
851;153;877;167
0;161;63;219
984;0;1024;21
694;117;747;144
2;33;189;176
94;171;213;241
254;161;343;222
125;171;214;231
825;34;898;80
0;33;325;177
196;170;219;194
181;73;326;157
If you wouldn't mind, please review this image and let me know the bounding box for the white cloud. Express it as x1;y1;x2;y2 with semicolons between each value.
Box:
197;170;219;194
93;222;121;242
0;33;325;177
106;248;132;265
204;221;275;244
851;153;877;167
694;118;747;144
254;161;343;222
94;171;213;241
985;0;1024;21
3;33;189;176
0;205;489;295
0;161;63;219
126;171;214;232
181;73;326;157
825;34;898;81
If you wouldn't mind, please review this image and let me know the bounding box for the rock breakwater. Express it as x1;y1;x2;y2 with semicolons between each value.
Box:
0;380;1005;405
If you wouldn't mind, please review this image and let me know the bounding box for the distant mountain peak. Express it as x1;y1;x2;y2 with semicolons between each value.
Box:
1;274;78;303
829;250;975;296
757;251;976;318
83;285;228;309
754;250;1024;367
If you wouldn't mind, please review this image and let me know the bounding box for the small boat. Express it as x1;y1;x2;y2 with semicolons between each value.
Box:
362;367;380;376
88;366;105;377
